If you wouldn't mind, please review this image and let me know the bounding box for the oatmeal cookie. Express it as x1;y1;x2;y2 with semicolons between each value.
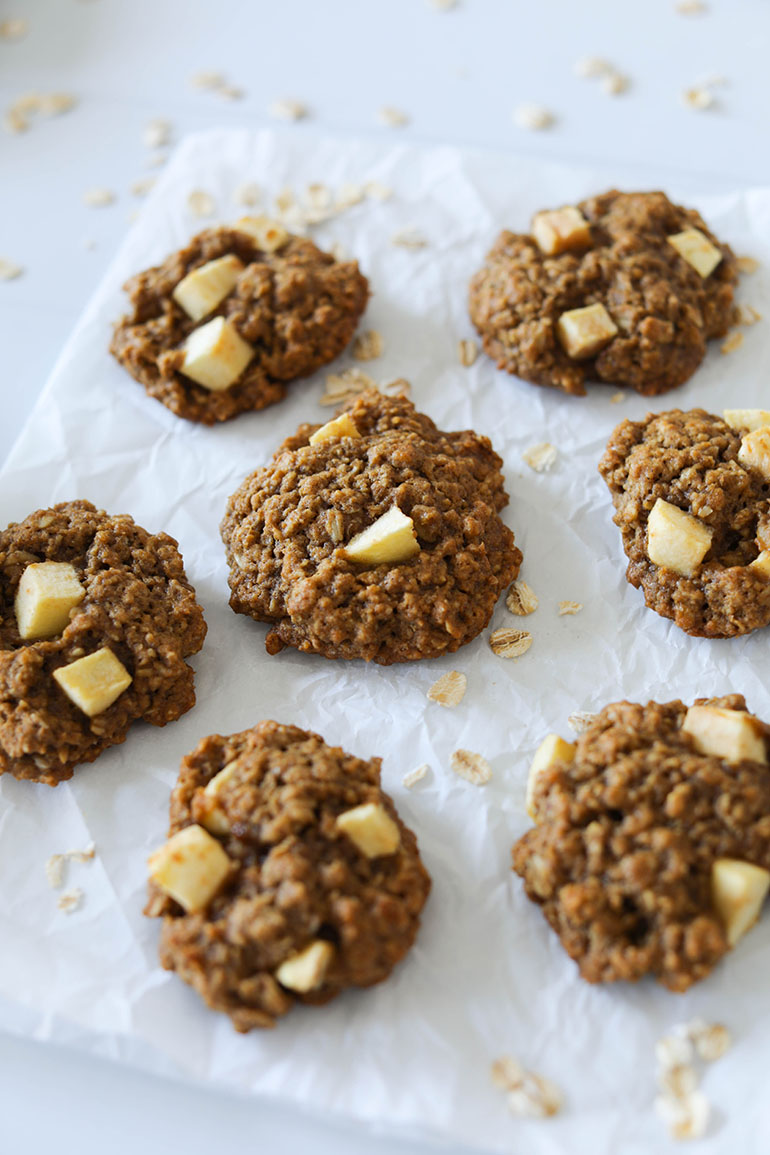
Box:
469;190;737;396
599;408;770;638
220;389;522;663
145;721;431;1031
0;500;206;785
513;696;770;991
110;225;369;424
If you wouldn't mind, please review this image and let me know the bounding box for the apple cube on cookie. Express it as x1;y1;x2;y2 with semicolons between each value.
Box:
646;497;712;577
526;734;576;820
195;759;245;835
667;228;722;279
53;647;132;717
275;940;335;992
336;801;401;858
723;409;770;434
711;858;770;947
556;303;618;360
531;206;591;257
309;413;361;446
148;824;231;913
342;506;419;565
172;254;244;322
750;550;770;578
180;316;254;392
738;427;770;482
15;561;85;641
682;705;767;765
235;215;289;253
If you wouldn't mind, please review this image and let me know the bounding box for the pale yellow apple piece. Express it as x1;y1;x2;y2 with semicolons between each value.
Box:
196;759;243;835
180;316;254;391
148;824;231;914
15;561;85;640
723;408;770;434
682;705;767;764
738;427;770;482
646;497;712;576
555;302;618;359
335;801;401;858
531;206;591;256
711;858;770;947
308;413;361;446
235;215;289;253
53;648;132;717
172;254;244;322
275;940;334;992
342;506;419;565
668;228;722;278
526;734;576;820
750;550;770;578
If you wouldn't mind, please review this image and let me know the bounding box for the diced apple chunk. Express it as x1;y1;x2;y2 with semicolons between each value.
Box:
275;940;334;992
526;734;576;820
308;413;361;446
148;824;231;913
668;228;722;279
53;647;132;717
180;316;254;392
336;801;401;858
172;254;244;322
723;408;770;434
196;759;243;835
750;550;770;579
738;427;770;482
682;705;767;765
532;206;591;256
342;507;419;565
646;497;712;577
15;561;85;641
235;215;289;253
711;858;770;947
556;302;618;360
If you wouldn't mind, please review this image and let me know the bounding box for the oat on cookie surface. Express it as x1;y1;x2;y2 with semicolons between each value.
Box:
110;225;369;424
469;190;736;397
145;721;431;1031
0;501;206;785
221;389;522;664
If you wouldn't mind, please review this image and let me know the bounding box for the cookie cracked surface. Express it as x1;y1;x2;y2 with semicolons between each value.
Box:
145;721;432;1031
513;696;770;991
599;408;770;637
0;501;206;784
110;226;369;424
469;190;736;397
220;389;522;663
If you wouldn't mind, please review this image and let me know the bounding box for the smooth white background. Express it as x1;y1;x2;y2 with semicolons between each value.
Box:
2;2;769;1152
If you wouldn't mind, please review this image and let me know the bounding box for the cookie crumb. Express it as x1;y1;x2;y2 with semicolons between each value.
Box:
558;600;583;616
0;258;23;280
610;391;626;403
737;255;760;274
721;331;744;354
506;580;538;616
523;442;557;472
57;888;84;914
378;105;409;128
269;98;308;121
513;103;555;131
403;763;430;788
143;118;171;149
427;670;467;708
0;18;27;39
458;338;478;367
391;228;427;249
187;189;216;218
352;330;384;362
568;710;596;733
234;181;261;208
491;1056;562;1119
450;748;492;785
83;187;115;207
489;628;533;658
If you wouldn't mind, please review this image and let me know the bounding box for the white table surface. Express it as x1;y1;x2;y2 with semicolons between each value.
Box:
2;1;769;1152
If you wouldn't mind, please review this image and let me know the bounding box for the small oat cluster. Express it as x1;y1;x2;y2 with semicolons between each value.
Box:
574;56;630;97
488;575;582;664
45;842;96;914
3;90;76;135
491;1055;563;1119
654;1019;731;1141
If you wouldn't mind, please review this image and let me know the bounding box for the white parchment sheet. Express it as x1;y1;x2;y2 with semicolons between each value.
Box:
1;129;770;1154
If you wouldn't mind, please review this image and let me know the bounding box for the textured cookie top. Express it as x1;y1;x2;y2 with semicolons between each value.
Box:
110;226;369;424
513;696;770;992
146;721;431;1031
220;389;522;663
0;501;206;784
469;190;736;397
599;408;770;637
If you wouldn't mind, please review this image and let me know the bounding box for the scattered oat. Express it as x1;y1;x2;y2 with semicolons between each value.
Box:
427;670;467;708
143;117;171;149
737;255;760;274
234;181;261;208
364;180;393;201
334;181;365;210
329;241;348;262
83;187;115;208
558;600;583;616
657;1062;699;1101
736;303;761;325
391;228;428;250
304;182;331;210
58;888;84;914
491;1056;525;1089
403;763;430;788
522;442;557;472
190;70;224;89
381;378;411;399
513;103;555;131
320;367;377;405
130;176;155;198
682;85;715;110
3;107;28;133
327;510;344;543
656;1033;694;1070
38;92;76;116
0;258;23;280
219;84;244;101
721;331;744;355
352;330;384;362
378;105;409;128
0;18;27;39
269;98;308;121
450;749;492;786
45;854;65;889
678;1019;732;1062
69;841;96;863
573;56;612;79
602;72;629;96
458;338;478;367
610;391;626;403
187;189;216;218
429;0;457;8
489;628;533;659
676;0;707;12
146;151;168;168
506;580;538;616
492;1056;562;1119
655;1088;710;1141
568;711;597;733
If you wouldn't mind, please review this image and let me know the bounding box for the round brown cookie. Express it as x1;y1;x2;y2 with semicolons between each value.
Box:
599;408;770;638
145;721;431;1031
513;696;770;992
0;500;206;785
469;189;737;397
110;225;369;424
220;389;522;663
